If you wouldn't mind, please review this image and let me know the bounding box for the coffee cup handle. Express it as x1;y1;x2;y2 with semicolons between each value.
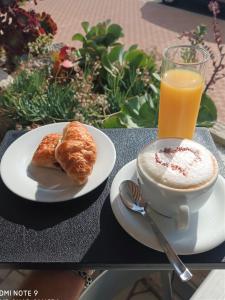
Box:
176;205;189;230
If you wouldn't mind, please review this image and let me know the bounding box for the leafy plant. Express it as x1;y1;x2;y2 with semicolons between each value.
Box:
71;21;159;120
0;0;57;72
72;20;123;58
100;44;160;125
72;20;124;79
103;94;159;128
197;93;217;127
179;0;225;93
102;45;157;102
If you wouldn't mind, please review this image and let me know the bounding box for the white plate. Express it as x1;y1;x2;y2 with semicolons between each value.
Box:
0;122;116;202
110;159;225;255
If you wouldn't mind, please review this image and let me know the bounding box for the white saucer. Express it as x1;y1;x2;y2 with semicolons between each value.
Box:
0;122;116;203
110;159;225;255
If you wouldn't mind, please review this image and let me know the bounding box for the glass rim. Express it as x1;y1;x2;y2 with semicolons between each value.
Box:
163;44;210;66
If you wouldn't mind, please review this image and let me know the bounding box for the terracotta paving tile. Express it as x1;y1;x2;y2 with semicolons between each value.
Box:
25;0;225;122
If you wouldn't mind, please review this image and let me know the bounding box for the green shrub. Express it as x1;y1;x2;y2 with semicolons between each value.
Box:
73;20;124;61
101;44;158;112
72;20;123;83
0;20;218;130
72;21;160;123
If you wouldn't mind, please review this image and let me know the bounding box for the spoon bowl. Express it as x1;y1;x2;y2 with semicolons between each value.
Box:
119;180;145;214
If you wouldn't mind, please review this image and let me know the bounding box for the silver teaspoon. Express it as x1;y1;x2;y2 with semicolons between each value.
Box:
119;180;193;282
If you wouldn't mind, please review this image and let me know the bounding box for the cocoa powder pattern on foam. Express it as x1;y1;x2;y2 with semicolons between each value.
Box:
155;146;201;176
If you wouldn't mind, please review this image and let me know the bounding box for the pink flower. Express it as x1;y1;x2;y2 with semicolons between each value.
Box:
60;59;73;68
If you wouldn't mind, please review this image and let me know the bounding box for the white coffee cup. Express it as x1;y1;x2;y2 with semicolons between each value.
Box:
137;138;219;230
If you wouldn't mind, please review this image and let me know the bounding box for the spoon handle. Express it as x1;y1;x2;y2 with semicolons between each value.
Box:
144;212;193;282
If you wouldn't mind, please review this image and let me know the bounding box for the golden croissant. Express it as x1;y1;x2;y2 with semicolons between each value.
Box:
55;122;97;185
32;133;62;169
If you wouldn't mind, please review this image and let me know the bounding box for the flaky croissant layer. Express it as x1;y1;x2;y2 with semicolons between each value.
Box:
32;133;62;169
55;122;97;185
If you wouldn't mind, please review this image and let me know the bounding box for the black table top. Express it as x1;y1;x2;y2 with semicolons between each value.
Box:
0;128;225;270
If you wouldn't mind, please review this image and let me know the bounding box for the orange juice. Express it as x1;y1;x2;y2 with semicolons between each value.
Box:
158;69;204;139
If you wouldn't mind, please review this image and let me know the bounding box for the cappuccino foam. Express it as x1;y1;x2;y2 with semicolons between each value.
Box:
137;139;218;189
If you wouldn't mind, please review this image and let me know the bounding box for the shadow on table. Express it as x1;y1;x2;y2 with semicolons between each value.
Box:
81;193;225;266
0;178;107;230
81;196;170;265
140;2;224;43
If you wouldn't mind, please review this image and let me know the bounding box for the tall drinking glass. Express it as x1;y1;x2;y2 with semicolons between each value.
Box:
158;45;209;139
